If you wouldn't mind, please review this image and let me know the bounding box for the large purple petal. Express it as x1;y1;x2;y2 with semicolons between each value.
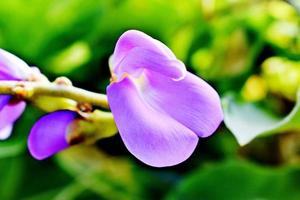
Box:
107;77;199;167
28;110;77;160
111;30;176;69
0;101;26;130
0;48;30;79
114;47;186;81
143;71;223;138
0;125;13;140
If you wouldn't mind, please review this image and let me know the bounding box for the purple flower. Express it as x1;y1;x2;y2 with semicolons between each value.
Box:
107;30;223;167
28;110;78;160
0;49;31;139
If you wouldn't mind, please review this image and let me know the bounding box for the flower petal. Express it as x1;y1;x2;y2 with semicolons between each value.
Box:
107;77;199;167
0;95;11;111
111;30;176;69
0;100;26;130
0;125;13;140
143;71;223;138
28;110;77;160
114;47;186;81
0;48;30;79
0;69;18;80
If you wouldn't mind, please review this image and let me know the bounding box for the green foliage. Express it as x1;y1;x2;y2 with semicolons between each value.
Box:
56;145;143;200
0;0;300;199
166;160;300;200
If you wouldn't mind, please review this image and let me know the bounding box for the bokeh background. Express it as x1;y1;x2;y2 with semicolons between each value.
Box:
0;0;300;199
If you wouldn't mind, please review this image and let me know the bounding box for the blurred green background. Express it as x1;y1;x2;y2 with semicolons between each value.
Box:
1;0;300;199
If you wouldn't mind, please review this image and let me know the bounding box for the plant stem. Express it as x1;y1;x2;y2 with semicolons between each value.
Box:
0;80;109;109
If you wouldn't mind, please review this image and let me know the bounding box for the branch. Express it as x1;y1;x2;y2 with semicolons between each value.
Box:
0;80;109;109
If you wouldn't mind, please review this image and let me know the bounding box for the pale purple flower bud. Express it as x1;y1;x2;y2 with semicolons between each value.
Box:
28;110;78;159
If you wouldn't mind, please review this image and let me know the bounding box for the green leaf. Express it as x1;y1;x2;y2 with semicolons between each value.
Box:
0;138;26;158
0;157;24;200
166;160;300;200
24;182;86;200
55;145;144;200
48;41;92;74
222;90;300;145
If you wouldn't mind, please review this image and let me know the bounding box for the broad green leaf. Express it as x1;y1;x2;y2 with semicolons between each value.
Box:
166;160;300;200
222;90;300;145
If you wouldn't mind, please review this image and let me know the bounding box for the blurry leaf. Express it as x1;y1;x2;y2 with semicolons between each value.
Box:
192;27;252;80
0;137;26;158
205;129;240;160
56;145;143;200
241;75;267;102
170;26;194;61
279;132;300;164
223;89;300;145
245;1;271;30
53;182;86;200
17;157;73;199
191;48;213;71
23;182;97;200
23;188;67;200
166;160;300;200
48;41;91;74
0;157;24;200
266;20;299;50
262;57;300;101
220;29;249;77
289;0;300;13
268;1;298;20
